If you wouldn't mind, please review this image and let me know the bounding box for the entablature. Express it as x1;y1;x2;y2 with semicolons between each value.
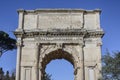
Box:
14;29;104;38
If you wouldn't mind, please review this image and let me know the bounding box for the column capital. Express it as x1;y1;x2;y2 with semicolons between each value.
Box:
96;42;102;46
16;42;23;47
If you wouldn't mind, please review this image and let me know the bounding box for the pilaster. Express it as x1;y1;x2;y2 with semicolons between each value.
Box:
33;43;40;80
96;42;102;79
75;43;85;80
16;41;23;80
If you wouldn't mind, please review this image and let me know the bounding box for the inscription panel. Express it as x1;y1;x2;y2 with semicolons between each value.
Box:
38;14;82;29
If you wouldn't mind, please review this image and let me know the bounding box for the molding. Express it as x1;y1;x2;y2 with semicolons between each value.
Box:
14;29;104;38
17;9;101;14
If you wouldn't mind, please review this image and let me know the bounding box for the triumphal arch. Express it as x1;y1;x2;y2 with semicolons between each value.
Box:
14;9;104;80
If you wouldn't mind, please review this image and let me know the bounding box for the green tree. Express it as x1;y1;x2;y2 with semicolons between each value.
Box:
10;72;15;80
0;31;16;57
102;51;120;80
0;68;4;80
4;71;10;80
42;72;53;80
0;68;15;80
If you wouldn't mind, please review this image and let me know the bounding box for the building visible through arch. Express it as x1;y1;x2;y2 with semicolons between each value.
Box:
14;9;104;80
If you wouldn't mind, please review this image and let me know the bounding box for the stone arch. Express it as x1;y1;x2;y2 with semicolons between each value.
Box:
40;48;78;79
39;44;80;69
39;43;82;79
14;9;104;80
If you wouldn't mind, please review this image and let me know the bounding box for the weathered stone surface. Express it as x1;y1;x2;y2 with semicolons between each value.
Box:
14;9;104;80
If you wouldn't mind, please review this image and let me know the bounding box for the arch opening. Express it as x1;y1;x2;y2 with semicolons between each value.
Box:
41;49;76;79
45;59;74;80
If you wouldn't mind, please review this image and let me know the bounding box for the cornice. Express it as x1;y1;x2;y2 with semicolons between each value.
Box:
17;8;101;14
14;29;104;38
85;30;104;38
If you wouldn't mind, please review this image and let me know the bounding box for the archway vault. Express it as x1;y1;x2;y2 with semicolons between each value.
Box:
38;43;82;80
41;49;75;71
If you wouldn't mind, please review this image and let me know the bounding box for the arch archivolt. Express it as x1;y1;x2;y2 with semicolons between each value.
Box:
38;43;83;78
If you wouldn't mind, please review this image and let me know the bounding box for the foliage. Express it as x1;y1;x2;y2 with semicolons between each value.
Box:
0;68;52;80
42;72;53;80
10;73;15;80
0;68;15;80
0;31;16;57
102;51;120;80
4;71;10;80
0;68;4;80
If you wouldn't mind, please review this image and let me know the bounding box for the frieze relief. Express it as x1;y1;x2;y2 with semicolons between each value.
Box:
14;29;104;39
36;36;83;43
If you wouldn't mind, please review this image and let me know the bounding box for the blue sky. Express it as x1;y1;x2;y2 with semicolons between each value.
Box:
0;0;120;80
